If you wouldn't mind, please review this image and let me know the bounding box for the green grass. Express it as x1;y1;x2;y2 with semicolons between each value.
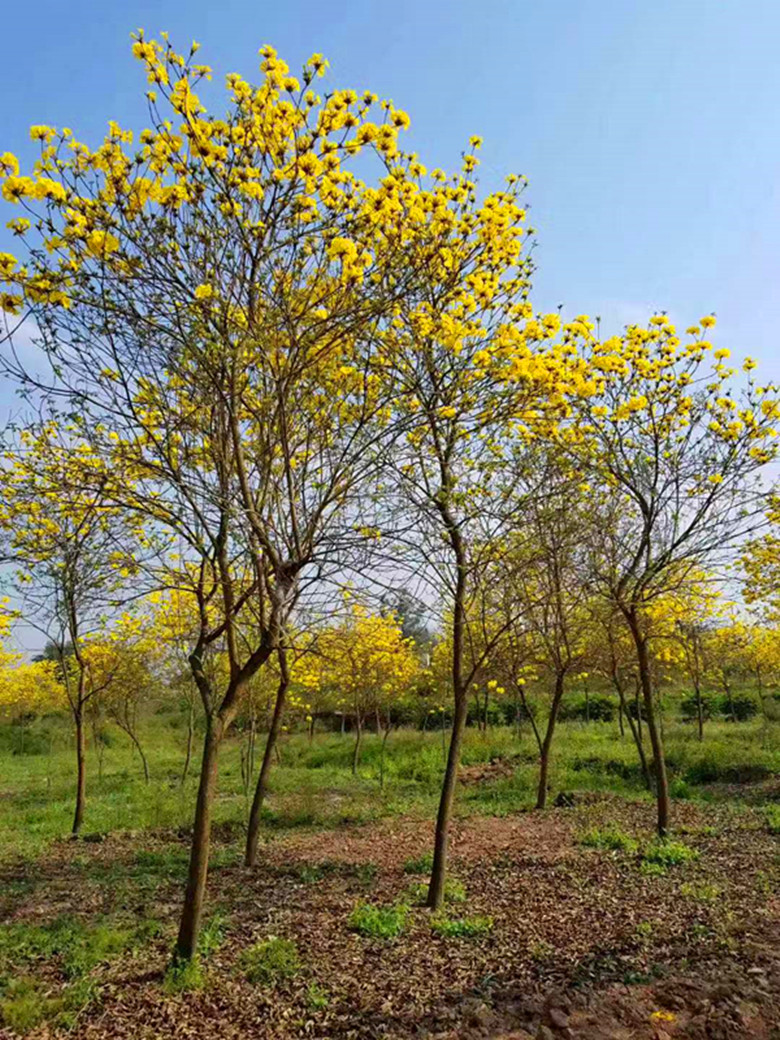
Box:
305;981;330;1009
403;851;434;874
406;878;467;905
0;915;161;1030
679;881;722;902
0;916;140;979
765;805;780;834
640;839;699;876
0;974;99;1033
578;826;639;854
163;956;205;995
348;902;409;938
0;712;778;863
431;914;493;939
240;937;300;985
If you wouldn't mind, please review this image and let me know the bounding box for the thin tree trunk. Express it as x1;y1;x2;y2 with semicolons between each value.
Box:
175;718;223;961
352;712;363;776
695;680;704;742
248;715;256;781
181;699;194;786
630;617;670;836
428;527;467;912
379;720;392;789
245;658;289;868
518;683;543;754
72;707;86;835
128;728;150;783
634;677;642;741
618;698;625;737
536;671;565;810
613;674;651;791
427;685;467;909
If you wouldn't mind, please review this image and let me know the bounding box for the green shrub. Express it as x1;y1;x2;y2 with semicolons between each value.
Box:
578;826;638;854
431;914;493;939
684;759;770;785
559;696;616;722
717;695;758;721
670;778;692;799
240;936;300;985
348;902;408;939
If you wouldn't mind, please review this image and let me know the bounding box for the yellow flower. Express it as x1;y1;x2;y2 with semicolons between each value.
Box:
0;152;20;177
700;315;716;328
6;217;30;236
650;1010;676;1023
194;283;213;300
86;229;120;257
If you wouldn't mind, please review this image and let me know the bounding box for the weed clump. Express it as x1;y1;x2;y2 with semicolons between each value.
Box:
578;826;639;854
240;936;300;985
431;914;493;939
403;852;434;874
640;839;699;876
349;902;408;938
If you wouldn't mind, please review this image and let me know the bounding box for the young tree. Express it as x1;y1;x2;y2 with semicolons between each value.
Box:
0;34;522;955
299;601;418;775
82;612;162;782
568;315;779;834
377;140;597;904
0;425;135;832
499;471;591;809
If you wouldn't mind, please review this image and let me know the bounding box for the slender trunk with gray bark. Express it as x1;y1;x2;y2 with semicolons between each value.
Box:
245;656;290;868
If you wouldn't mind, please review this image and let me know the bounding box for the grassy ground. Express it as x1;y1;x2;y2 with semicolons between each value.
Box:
1;714;779;1037
1;714;779;861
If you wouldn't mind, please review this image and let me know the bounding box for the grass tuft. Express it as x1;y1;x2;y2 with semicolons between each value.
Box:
240;936;300;985
579;826;638;854
349;902;408;938
431;914;493;939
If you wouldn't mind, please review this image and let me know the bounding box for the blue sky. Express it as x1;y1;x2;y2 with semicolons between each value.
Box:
2;0;779;379
1;0;778;650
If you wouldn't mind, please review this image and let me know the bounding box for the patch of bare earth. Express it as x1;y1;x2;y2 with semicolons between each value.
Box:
2;799;779;1039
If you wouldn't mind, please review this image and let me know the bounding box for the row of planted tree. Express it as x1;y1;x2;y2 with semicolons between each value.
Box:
2;585;779;802
0;32;779;963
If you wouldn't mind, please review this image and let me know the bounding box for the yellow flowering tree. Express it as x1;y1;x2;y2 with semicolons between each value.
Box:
566;315;779;834
81;612;163;782
378;140;598;906
0;32;536;956
0;424;138;834
300;602;418;775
